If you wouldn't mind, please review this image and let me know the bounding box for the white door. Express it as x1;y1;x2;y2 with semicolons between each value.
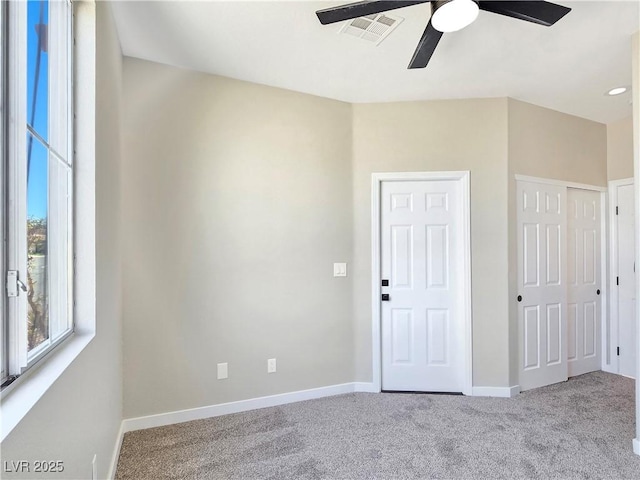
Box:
617;184;636;378
567;189;601;377
380;180;463;392
517;181;567;391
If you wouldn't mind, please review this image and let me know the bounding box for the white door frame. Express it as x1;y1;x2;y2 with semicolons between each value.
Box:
607;177;634;374
515;175;607;376
371;171;472;395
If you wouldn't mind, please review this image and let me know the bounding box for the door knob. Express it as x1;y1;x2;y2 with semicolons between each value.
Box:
517;295;522;302
596;289;600;295
382;294;390;301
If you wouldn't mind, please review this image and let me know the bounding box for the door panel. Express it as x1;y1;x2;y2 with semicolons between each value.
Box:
391;226;413;288
517;181;567;391
381;180;463;392
617;184;636;378
547;303;562;365
547;225;561;284
584;302;596;358
523;306;540;369
568;303;577;361
391;309;413;364
523;224;539;286
567;188;601;377
426;225;448;288
426;309;449;365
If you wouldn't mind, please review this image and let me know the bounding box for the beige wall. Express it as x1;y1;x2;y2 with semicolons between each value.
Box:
122;58;354;418
508;99;607;186
352;99;511;388
507;98;607;385
122;89;608;402
0;3;123;478
120;59;610;417
607;116;634;181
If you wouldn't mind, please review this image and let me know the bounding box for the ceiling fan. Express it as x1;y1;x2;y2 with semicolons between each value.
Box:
316;0;571;69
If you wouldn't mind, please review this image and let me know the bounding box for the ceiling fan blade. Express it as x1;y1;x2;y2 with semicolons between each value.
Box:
477;1;571;26
316;1;428;25
408;20;443;69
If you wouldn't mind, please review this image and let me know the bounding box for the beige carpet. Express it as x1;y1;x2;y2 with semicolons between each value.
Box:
116;371;639;479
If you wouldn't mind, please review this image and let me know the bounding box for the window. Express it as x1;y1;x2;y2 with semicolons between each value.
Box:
2;0;73;387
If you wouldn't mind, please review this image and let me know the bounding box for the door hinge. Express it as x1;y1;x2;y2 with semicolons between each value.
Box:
616;276;619;286
616;206;619;215
617;347;620;356
6;270;27;297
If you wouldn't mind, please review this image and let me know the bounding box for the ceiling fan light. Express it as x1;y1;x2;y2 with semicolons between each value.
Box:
431;0;479;33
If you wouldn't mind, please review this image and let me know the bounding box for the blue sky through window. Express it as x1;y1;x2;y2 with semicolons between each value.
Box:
27;0;49;221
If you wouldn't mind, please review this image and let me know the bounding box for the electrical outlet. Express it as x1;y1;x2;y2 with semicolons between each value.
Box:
333;263;347;277
92;454;97;480
217;362;228;379
267;358;277;373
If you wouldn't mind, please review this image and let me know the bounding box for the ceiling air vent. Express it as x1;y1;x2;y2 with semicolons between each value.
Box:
339;13;403;45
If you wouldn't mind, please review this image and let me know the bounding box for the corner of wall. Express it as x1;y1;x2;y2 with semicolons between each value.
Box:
506;97;520;388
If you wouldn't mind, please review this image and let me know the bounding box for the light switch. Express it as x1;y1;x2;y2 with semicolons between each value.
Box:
333;263;347;277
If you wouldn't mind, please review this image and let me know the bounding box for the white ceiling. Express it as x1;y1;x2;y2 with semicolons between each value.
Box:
111;0;640;124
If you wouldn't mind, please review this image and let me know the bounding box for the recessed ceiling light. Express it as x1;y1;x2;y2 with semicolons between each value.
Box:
607;87;627;96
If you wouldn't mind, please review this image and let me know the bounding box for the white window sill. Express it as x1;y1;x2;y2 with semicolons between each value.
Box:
0;330;95;441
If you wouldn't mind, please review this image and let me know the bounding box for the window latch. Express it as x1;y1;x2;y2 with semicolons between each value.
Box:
6;271;27;297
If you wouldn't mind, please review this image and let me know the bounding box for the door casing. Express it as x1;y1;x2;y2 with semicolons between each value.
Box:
606;177;635;376
371;171;472;395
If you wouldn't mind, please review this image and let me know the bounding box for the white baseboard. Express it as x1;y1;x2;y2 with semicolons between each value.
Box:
472;385;520;398
354;382;378;393
633;438;640;456
121;382;360;434
107;421;125;480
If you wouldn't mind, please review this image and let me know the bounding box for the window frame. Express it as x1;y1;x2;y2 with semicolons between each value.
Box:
3;0;75;383
0;0;7;386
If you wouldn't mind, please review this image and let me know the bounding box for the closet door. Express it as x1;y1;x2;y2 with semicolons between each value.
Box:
517;181;568;391
567;189;601;377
